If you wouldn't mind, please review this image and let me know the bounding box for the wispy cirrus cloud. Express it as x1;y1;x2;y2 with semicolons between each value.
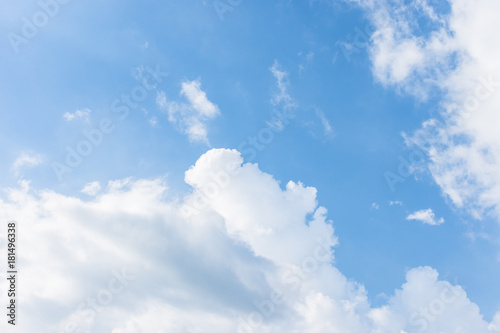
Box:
11;152;43;177
63;108;91;122
156;79;220;145
316;109;334;137
270;60;296;109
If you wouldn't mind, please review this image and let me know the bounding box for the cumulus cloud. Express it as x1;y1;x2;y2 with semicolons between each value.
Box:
0;149;497;332
63;108;91;122
369;266;491;332
351;0;500;222
491;312;500;331
156;79;220;145
407;208;445;226
11;152;43;176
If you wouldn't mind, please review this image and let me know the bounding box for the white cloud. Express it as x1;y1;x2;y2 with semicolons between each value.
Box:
371;202;380;210
368;266;492;333
81;181;101;196
390;200;403;206
465;231;490;242
270;60;296;109
156;80;220;145
183;149;337;265
299;51;315;73
491;312;500;331
0;149;497;332
149;116;157;127
180;80;220;119
156;90;168;108
63;108;91;122
352;0;500;221
407;208;444;226
316;109;334;136
11;152;43;176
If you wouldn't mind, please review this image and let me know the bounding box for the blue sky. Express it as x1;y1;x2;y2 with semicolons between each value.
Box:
1;0;500;332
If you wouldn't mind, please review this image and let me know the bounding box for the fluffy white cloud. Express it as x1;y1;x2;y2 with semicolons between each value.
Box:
407;208;445;226
81;181;101;196
0;149;497;332
369;266;491;333
352;0;500;222
156;79;220;145
183;148;337;266
490;312;500;331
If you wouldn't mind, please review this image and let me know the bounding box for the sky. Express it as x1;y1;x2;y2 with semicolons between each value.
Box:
1;0;500;332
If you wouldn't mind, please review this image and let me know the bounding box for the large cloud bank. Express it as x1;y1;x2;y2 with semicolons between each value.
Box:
0;148;498;332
